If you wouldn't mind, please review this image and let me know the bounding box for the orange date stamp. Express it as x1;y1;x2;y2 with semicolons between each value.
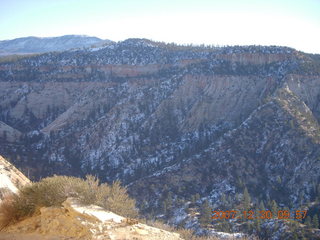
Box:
211;210;307;220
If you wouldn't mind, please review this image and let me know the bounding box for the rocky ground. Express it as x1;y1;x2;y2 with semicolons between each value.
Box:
0;198;184;240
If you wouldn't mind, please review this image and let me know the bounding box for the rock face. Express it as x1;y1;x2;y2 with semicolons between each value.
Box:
0;155;30;201
0;38;320;237
0;198;183;240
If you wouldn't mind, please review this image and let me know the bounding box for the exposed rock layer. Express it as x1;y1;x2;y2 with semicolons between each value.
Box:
0;40;319;233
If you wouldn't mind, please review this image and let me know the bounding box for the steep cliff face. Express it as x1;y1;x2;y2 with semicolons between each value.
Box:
0;39;320;237
0;155;30;201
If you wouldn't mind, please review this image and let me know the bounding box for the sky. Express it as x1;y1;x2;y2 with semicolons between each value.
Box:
0;0;319;53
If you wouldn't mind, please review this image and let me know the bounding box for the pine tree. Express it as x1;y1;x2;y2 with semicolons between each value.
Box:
270;200;278;217
191;193;200;205
220;193;227;207
276;176;282;185
195;193;200;202
253;204;261;231
254;217;261;232
219;218;231;232
298;191;304;206
163;191;173;215
199;200;212;228
259;201;266;211
166;192;173;209
304;216;312;228
243;187;251;211
163;201;168;215
227;195;233;208
312;214;319;229
191;195;197;204
292;233;299;240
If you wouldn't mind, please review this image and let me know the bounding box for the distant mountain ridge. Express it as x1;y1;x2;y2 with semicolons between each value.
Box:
0;35;112;55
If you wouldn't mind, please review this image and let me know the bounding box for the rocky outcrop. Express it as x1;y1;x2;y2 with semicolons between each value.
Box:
219;52;291;65
1;198;183;240
0;155;30;201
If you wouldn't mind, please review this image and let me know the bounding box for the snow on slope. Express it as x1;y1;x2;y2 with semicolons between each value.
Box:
0;35;112;55
0;155;30;201
2;198;184;240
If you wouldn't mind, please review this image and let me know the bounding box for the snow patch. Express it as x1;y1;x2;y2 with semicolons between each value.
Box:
70;202;125;223
0;173;18;193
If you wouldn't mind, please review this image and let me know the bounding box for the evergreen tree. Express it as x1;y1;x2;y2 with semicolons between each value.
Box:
243;187;251;211
163;201;168;215
292;233;299;240
253;204;261;231
227;195;233;207
199;200;212;227
276;176;282;185
246;222;253;233
166;192;173;208
304;216;312;229
220;193;227;207
163;191;173;215
195;193;200;202
191;193;200;205
312;214;319;229
270;200;278;217
259;201;266;211
254;217;261;232
218;218;231;232
298;191;304;206
191;195;197;204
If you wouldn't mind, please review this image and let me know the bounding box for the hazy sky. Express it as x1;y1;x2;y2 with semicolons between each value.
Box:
1;0;319;53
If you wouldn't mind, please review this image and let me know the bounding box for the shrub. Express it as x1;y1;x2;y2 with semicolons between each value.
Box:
144;219;176;232
96;180;137;218
0;175;138;228
0;194;20;229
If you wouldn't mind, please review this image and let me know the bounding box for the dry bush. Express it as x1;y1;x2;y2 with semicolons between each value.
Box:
15;175;88;214
144;219;176;232
0;194;20;230
96;180;138;218
122;218;139;225
77;175;100;205
0;175;138;228
175;228;196;239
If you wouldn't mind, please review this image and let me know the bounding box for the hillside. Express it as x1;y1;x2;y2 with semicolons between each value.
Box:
0;38;320;239
0;35;110;56
0;198;183;240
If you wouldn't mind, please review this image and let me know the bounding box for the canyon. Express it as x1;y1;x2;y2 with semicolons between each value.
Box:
0;38;320;239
